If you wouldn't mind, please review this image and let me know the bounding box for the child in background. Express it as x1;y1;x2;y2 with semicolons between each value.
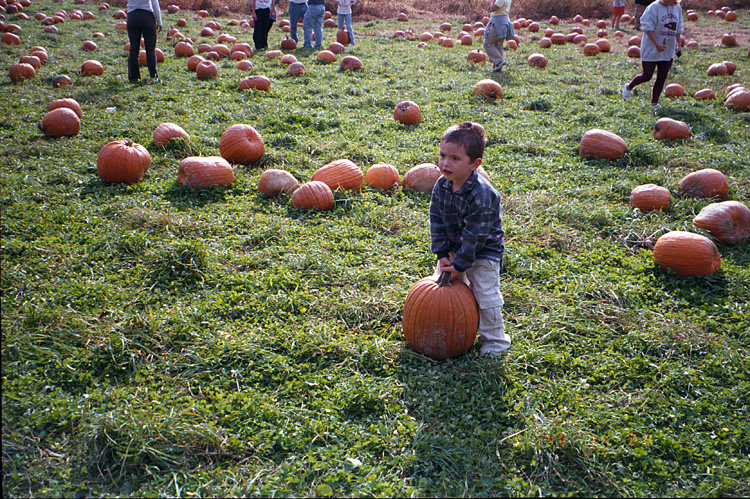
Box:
335;0;356;46
430;122;510;358
612;0;625;30
483;0;515;72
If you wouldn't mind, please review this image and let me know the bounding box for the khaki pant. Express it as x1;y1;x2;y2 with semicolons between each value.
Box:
482;23;506;70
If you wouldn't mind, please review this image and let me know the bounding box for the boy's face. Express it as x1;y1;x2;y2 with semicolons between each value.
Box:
438;140;482;192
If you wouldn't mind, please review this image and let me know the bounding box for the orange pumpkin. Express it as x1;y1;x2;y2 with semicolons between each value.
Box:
394;101;421;125
80;60;104;76
653;118;690;140
652;231;721;276
97;140;151;184
595;39;611;52
174;41;195;57
467;49;487;64
365;163;400;190
707;63;728;76
49;98;82;118
177;156;235;189
340;55;362;71
9;63;36;83
311;159;364;191
679;168;729;199
280;36;297;50
583;43;599;56
664;83;685;97
52;75;73;87
472;79;503;99
258;169;300;197
291;181;335;210
579;129;627;161
337;28;350;45
239;75;271;91
195;60;218;80
219;124;264;165
402;271;479;360
187;55;205;71
694;89;716;100
328;42;345;54
317;50;336;63
692;201;750;245
39;108;80;138
630;184;670;211
724;88;750;112
153;122;188;147
527;53;547;68
286;62;306;76
402;163;441;193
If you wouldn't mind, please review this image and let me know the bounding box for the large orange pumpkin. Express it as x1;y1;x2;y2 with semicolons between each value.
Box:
258;169;300;197
80;60;104;76
340;55;362;71
394;101;421;125
9;63;36;83
402;271;479;360
49;98;82;118
153;122;188;146
692;201;750;245
311;159;364;191
402;163;441;193
527;53;547;68
365;163;400;190
472;79;503;99
653;118;690;140
652;231;721;276
219;124;264;165
579;129;627;161
679;168;729;199
97;140;151;184
195;60;218;80
724;88;750;112
336;28;350;45
39;108;80;138
629;184;670;211
291;181;334;210
177;156;235;189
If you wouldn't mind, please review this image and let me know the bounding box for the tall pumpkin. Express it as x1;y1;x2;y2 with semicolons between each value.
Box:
311;159;364;191
692;201;750;245
402;272;479;360
652;231;721;276
219;124;264;165
579;129;627;161
97;140;151;184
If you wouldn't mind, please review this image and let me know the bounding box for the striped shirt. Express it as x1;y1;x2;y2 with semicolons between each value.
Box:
429;171;505;272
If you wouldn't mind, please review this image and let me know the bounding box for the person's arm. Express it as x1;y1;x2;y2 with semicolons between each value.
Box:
645;30;665;52
488;0;498;12
250;0;257;20
151;0;162;29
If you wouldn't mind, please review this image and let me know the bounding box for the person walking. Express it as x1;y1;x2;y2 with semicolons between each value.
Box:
288;0;307;43
335;0;356;46
622;0;683;111
126;0;162;83
482;0;515;72
251;0;276;51
302;0;325;49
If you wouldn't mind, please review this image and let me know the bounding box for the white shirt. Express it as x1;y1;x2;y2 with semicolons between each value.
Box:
336;0;356;14
640;1;683;62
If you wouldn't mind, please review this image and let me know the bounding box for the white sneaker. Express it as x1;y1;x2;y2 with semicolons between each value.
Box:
652;103;662;111
622;83;632;102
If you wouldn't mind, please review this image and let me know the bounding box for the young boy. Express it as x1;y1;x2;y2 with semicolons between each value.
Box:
429;122;510;358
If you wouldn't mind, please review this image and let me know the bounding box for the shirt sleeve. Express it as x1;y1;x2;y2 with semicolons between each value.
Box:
151;0;162;26
451;196;495;272
429;184;452;260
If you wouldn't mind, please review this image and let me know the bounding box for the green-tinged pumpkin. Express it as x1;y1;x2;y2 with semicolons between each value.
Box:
258;169;300;197
402;271;479;360
652;231;721;276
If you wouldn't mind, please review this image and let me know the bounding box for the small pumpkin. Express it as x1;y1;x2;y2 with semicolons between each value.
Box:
280;36;297;50
694;88;716;100
365;163;400;190
707;62;728;76
97;140;151;184
721;33;736;46
153;122;188;146
177;156;235;189
311;159;364;191
402;271;479;360
653;118;690;140
652;231;721;276
402;163;441;193
472;79;503;99
291;181;335;210
630;184;670;211
187;55;205;71
239;75;271;91
328;42;345;54
286;62;306;76
692;201;750;245
195;60;218;80
595;39;611;52
527;53;547;68
258;169;300;197
394;101;421;125
722;61;736;75
679;168;729;199
317;50;336;63
49;98;82;118
578;129;627;161
664;83;685;97
52;74;73;87
174;41;195;57
582;43;599;56
467;49;487;64
39;108;80;138
219;124;264;165
80;60;104;76
340;55;362;71
9;62;36;83
280;54;297;65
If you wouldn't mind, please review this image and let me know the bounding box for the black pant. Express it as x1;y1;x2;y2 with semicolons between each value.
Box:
253;8;275;50
127;9;158;81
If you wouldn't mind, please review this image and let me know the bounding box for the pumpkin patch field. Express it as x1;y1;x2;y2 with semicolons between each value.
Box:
2;0;749;496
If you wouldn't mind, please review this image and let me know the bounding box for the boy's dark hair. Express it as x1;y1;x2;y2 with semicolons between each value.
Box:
440;122;487;162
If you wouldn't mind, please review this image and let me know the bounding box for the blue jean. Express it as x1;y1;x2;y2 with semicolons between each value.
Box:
337;13;354;45
303;3;324;48
288;2;307;42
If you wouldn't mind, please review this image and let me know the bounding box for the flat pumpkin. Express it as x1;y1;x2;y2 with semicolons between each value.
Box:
652;231;721;276
311;159;364;191
692;201;750;245
177;156;235;189
402;271;479;360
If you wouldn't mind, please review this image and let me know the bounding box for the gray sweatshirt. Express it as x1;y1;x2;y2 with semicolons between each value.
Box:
127;0;162;27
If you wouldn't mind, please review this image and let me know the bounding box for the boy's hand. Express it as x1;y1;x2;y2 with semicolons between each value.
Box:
438;257;462;282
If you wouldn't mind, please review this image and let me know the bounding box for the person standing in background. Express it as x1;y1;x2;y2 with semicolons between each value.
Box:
634;0;657;30
335;0;356;46
288;0;307;43
612;0;625;30
482;0;515;72
127;0;162;83
251;0;276;51
303;0;325;49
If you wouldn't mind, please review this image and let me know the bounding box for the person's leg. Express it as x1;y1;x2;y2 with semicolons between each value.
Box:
344;13;354;45
289;2;306;42
126;10;145;82
141;12;158;79
635;3;646;30
465;260;510;356
482;22;504;70
253;8;270;50
651;59;673;105
312;5;324;49
628;60;657;90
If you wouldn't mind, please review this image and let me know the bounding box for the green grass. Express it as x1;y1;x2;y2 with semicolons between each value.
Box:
2;3;749;497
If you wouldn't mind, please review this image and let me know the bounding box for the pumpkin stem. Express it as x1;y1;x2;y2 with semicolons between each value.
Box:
436;271;452;287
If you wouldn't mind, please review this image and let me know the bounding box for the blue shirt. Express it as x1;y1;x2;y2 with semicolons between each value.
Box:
429;170;505;272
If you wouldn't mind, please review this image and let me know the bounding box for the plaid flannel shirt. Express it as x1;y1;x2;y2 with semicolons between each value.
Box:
429;171;505;272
